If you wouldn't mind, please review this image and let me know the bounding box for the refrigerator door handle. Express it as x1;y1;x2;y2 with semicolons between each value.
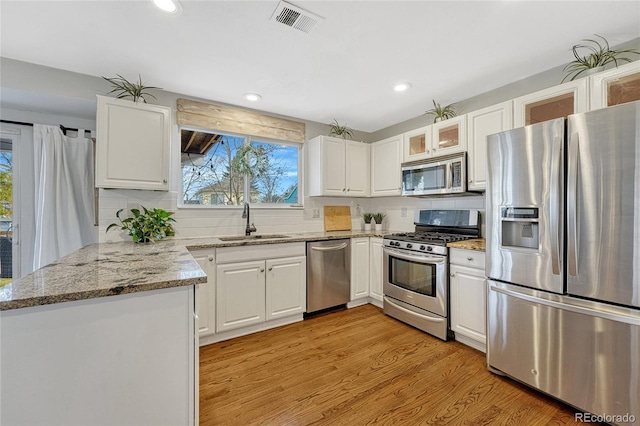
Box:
567;132;579;276
550;136;562;275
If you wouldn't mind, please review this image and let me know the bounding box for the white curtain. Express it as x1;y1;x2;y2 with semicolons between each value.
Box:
33;124;96;270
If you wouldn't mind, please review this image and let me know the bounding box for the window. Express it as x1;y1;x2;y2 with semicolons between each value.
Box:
181;129;300;207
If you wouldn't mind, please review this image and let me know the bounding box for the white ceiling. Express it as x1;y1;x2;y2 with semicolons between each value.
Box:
1;1;639;133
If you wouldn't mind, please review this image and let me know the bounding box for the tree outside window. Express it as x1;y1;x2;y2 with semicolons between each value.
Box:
181;131;300;206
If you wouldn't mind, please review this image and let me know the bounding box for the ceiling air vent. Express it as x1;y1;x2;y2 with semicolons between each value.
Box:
271;1;324;34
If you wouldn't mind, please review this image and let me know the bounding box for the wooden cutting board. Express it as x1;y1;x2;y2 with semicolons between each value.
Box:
324;206;352;231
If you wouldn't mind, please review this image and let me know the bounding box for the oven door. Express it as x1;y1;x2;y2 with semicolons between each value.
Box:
383;247;447;317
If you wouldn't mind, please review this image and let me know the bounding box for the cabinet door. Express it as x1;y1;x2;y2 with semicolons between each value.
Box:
590;61;640;110
350;237;370;300
96;95;170;190
345;141;370;197
369;237;384;302
191;250;216;337
431;115;467;157
467;101;513;191
513;79;588;127
216;260;265;332
322;136;347;196
265;256;306;320
450;264;487;351
403;125;432;162
371;135;402;196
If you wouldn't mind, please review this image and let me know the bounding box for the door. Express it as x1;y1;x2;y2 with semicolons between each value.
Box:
567;102;640;308
345;141;369;196
321;137;346;196
190;250;215;337
0;124;36;281
216;260;265;332
486;118;564;293
350;237;370;300
467;101;513;191
369;238;384;302
370;135;402;196
265;256;306;320
450;264;487;347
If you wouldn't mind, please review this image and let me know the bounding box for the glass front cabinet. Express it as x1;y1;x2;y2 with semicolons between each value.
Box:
403;115;467;162
590;61;640;110
513;79;589;127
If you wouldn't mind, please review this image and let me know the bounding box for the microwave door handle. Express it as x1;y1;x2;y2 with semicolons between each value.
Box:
567;132;579;276
447;162;453;189
549;136;562;275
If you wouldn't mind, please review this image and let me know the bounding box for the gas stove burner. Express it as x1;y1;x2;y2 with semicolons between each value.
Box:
386;232;475;246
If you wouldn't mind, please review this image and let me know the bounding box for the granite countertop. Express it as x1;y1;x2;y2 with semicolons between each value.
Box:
0;230;396;311
447;238;486;252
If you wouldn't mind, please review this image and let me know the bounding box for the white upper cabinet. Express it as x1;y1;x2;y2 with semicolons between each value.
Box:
403;125;432;162
466;101;513;191
96;95;171;190
431;115;467;158
590;61;640;110
513;79;588;127
402;116;467;163
370;134;402;197
307;135;369;197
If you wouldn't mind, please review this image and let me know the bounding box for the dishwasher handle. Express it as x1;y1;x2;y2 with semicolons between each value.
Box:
310;242;349;252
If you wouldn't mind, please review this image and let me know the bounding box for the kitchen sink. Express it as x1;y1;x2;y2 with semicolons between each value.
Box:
218;234;291;241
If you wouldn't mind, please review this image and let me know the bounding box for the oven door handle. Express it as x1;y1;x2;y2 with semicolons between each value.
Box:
383;247;446;264
383;297;446;323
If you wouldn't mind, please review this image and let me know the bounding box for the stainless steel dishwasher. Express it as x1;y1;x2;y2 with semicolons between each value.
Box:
306;239;351;314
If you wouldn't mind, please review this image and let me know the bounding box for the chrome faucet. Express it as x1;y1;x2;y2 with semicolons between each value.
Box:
242;202;257;236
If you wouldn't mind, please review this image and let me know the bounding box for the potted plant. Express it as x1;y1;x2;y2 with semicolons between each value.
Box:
363;212;374;231
328;119;354;140
562;34;640;83
425;100;457;122
102;74;162;103
372;213;386;231
106;206;176;243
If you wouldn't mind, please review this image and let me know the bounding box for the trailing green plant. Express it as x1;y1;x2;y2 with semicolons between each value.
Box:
363;212;374;223
425;100;457;122
106;206;176;243
562;34;640;82
328;119;354;140
102;74;162;103
372;213;386;224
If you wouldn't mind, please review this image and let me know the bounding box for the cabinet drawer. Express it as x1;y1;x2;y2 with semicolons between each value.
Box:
450;249;485;269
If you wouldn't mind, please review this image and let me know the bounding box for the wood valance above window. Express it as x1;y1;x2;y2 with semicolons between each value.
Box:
176;98;306;144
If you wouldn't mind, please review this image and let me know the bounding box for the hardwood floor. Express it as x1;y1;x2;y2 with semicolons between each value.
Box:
200;305;587;425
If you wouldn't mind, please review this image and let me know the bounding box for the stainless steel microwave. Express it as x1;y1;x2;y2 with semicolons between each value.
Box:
401;153;467;196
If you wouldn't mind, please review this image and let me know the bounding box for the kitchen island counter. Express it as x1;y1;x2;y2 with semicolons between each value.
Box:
0;230;396;311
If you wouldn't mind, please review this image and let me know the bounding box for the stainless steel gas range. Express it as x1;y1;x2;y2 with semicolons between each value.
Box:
383;209;480;340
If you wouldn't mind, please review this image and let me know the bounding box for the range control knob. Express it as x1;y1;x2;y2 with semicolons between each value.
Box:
426;246;433;252
406;243;413;249
419;245;426;250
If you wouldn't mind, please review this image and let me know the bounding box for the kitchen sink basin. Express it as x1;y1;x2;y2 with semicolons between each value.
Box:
218;234;291;242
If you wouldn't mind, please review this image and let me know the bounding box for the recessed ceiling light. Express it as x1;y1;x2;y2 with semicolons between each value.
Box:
394;83;412;92
152;0;180;13
243;93;262;102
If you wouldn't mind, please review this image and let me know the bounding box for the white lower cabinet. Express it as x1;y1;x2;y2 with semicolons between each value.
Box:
265;256;307;320
369;237;384;303
449;249;487;352
212;243;306;340
216;260;266;332
351;237;370;301
190;249;216;337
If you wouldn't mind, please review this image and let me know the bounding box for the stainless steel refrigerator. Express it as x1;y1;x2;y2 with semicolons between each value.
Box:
486;101;640;424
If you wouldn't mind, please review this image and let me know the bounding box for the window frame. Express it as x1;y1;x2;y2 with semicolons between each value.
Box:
178;125;304;210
